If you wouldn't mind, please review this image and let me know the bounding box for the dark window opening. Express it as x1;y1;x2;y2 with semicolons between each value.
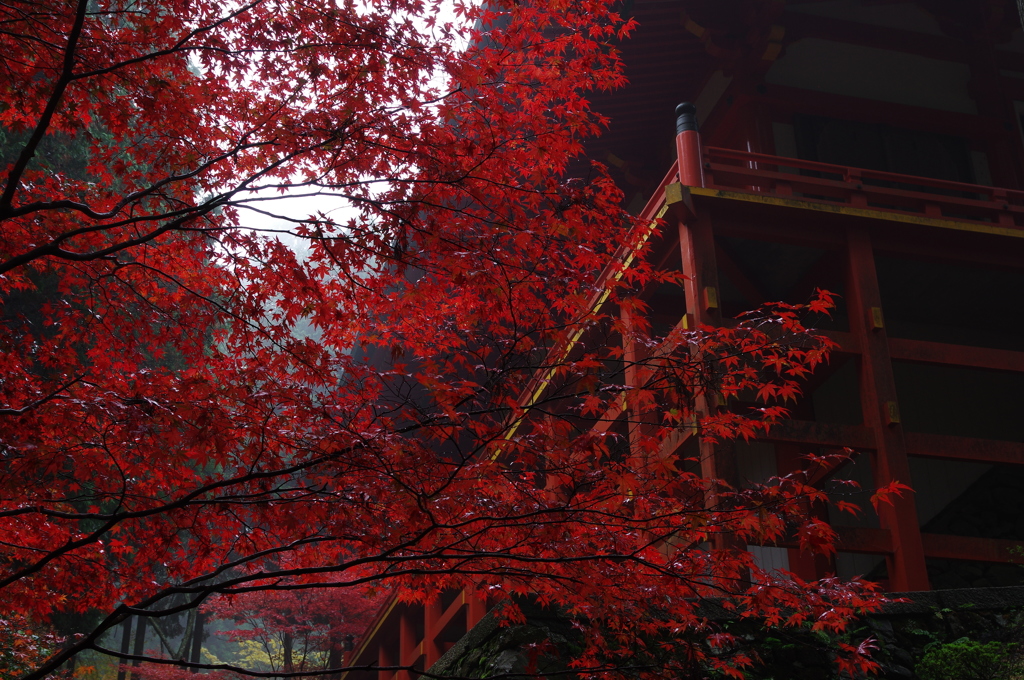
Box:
793;114;974;184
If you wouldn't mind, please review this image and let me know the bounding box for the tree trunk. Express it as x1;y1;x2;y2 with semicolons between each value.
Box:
131;617;147;669
327;627;343;680
117;618;132;680
283;631;295;676
190;611;204;667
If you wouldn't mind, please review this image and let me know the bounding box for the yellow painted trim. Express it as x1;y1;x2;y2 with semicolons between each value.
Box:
688;187;1024;239
342;595;400;679
494;202;670;457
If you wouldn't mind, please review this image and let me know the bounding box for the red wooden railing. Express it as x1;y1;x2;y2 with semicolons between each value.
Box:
702;146;1024;230
344;590;487;680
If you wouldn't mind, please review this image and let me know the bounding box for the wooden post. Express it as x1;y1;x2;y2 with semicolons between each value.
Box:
377;642;393;680
466;592;486;630
620;304;650;456
846;228;929;591
677;208;741;551
396;609;416;680
423;599;442;669
675;103;705;188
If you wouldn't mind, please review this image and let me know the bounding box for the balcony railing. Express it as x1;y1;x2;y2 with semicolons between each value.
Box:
700;146;1024;231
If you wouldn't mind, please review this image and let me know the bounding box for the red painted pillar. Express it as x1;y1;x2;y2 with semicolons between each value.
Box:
678;207;741;553
675;103;705;188
423;599;442;668
377;643;393;680
621;304;654;456
846;228;929;592
466;591;486;629
396;609;417;680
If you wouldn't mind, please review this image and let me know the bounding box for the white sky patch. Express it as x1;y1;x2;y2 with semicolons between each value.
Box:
232;0;475;253
234;192;357;260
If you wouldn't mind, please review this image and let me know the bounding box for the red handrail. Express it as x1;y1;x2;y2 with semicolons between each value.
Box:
701;146;1024;229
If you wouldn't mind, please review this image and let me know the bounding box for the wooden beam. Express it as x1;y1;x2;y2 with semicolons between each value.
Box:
658;426;694;461
466;592;486;630
801;451;856;489
921;533;1022;563
786;248;848;308
589;399;625;435
905;432;1024;466
705;160;1023;218
707;203;849;248
714;243;765;308
763;420;876;450
773;526;891;555
432;593;465;637
889;337;1024;373
869;227;1024;269
690;186;1024;241
835;526;893;555
820;330;860;354
779;529;1022;564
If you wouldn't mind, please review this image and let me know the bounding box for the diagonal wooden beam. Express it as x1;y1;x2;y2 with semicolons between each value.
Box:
714;243;765;308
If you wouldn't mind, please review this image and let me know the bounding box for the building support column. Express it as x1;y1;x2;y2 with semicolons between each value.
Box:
466;592;486;630
377;642;393;680
621;304;653;455
678;209;741;551
846;228;929;591
396;609;417;680
423;599;441;669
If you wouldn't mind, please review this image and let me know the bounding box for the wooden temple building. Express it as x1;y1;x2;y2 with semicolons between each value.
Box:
346;0;1024;675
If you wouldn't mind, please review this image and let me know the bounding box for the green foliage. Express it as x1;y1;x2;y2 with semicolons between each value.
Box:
917;637;1022;680
0;616;63;680
0;127;94;181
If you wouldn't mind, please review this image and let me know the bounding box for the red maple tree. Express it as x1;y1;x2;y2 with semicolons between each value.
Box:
199;578;385;676
1;0;893;679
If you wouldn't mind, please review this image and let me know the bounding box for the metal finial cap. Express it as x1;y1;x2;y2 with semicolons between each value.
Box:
676;102;698;134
